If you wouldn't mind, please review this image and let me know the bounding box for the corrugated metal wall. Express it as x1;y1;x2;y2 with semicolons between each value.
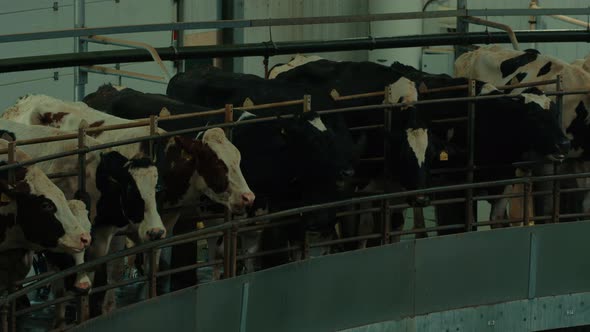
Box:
236;0;369;77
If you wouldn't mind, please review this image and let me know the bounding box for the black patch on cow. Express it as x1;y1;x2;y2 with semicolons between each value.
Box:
537;61;552;77
94;151;147;227
0;162;66;248
524;48;541;55
515;72;527;83
500;51;539;78
566;101;590;157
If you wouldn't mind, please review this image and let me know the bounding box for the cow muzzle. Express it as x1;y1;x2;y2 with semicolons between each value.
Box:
147;228;166;241
406;195;430;207
231;192;256;214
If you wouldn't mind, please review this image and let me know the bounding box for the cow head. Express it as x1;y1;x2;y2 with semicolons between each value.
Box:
278;111;357;188
95;151;166;242
0;145;91;254
170;128;255;214
511;88;569;161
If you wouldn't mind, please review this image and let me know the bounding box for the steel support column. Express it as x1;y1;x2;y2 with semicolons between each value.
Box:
74;0;87;102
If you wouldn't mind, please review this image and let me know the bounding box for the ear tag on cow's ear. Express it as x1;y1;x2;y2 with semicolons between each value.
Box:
439;150;449;161
181;149;193;161
0;193;12;203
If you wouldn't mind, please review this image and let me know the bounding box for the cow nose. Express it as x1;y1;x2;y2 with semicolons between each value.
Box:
147;228;166;241
340;168;355;178
241;192;255;206
407;195;430;207
80;233;91;248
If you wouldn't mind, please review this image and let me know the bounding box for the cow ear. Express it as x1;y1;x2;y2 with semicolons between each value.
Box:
0;131;16;142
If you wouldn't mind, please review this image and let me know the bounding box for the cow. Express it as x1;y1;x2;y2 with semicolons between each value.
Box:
91;72;361;270
0;138;91;254
390;61;570;232
455;45;590;220
166;65;369;267
269;55;454;245
3;94;254;309
271;54;568;233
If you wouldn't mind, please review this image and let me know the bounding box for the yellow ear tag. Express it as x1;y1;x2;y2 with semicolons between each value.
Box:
439;150;449;161
181;149;192;161
0;193;11;203
196;221;205;229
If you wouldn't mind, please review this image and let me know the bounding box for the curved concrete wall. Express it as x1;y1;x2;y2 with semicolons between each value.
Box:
74;221;590;332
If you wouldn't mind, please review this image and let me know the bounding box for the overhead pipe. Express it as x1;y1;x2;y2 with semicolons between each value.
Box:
463;16;520;50
1;30;590;73
531;3;590;29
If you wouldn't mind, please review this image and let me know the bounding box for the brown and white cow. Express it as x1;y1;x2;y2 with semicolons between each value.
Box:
455;45;590;218
3;94;254;310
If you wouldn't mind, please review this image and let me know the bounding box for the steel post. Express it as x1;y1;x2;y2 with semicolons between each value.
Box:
77;294;90;323
465;79;476;231
76;123;89;209
455;0;469;59
1;304;7;332
523;182;531;225
303;95;312;112
552;75;564;223
147;249;158;298
74;0;87;101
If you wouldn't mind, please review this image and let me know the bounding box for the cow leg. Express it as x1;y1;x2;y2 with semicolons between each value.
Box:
390;211;405;243
337;204;360;252
413;208;428;239
490;186;513;228
86;225;116;318
170;218;199;289
101;235;127;314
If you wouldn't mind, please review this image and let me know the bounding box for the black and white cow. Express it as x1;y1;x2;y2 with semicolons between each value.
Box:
4;94;254;300
455;45;590;219
390;61;570;232
83;82;359;276
269;55;453;245
166;65;366;267
0;139;92;294
0;139;91;254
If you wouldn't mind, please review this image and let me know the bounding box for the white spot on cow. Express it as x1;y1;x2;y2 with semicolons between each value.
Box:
387;77;418;109
238;111;256;121
522;93;552;110
268;54;326;79
112;85;127;91
308;116;327;132
479;83;500;95
129;165;166;242
446;128;455;141
406;128;428;167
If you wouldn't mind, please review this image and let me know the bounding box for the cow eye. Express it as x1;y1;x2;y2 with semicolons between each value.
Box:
40;201;54;212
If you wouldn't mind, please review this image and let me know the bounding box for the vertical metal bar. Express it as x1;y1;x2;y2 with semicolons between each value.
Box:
465;79;476;231
223;229;231;279
147;249;157;298
303;95;311;113
523;181;531;225
455;0;469;59
1;304;8;332
230;225;238;277
301;232;310;260
382;85;393;244
527;232;538;299
552;75;563;223
9;298;15;332
77;123;89;209
148;115;158;162
74;0;87;101
223;104;234;278
77;294;90;323
174;0;186;73
7;142;15;185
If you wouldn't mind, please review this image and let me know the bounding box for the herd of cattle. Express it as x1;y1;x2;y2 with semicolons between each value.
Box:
1;44;590;325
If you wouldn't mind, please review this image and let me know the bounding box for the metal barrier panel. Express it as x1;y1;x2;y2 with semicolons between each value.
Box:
73;288;197;332
534;222;590;297
71;221;590;332
414;228;531;315
244;242;415;332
